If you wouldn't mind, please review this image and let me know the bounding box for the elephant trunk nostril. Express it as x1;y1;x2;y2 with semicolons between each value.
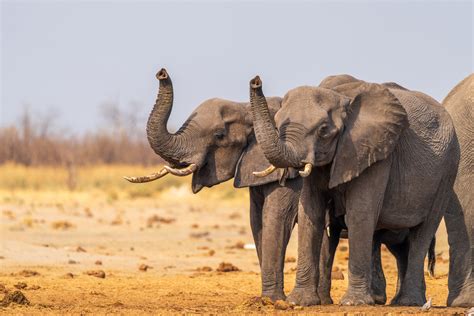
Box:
250;76;262;89
156;68;169;80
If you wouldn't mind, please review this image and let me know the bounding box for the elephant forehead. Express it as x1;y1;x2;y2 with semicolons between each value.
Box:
284;86;340;110
275;103;327;127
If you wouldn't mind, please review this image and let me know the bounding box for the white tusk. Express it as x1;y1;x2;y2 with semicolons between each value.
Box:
253;165;278;177
299;163;313;177
124;167;168;183
164;163;197;176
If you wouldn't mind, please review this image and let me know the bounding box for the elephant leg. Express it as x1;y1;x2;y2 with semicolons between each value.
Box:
340;158;390;306
391;181;449;306
386;240;409;303
249;187;264;267
318;222;341;305
260;180;300;302
371;236;387;305
445;191;473;307
287;175;326;306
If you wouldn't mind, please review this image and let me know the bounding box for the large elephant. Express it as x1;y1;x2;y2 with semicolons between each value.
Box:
443;73;473;307
248;74;459;306
125;68;303;301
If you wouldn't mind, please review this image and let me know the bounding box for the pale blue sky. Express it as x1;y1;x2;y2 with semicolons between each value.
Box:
1;0;472;133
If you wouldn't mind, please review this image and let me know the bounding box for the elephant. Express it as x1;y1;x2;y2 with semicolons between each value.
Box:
318;210;436;305
442;73;474;307
248;74;459;306
124;68;303;302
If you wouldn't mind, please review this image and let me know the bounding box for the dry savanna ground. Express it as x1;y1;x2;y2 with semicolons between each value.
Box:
0;164;469;315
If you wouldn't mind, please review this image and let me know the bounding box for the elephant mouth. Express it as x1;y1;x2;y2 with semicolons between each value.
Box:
123;163;198;183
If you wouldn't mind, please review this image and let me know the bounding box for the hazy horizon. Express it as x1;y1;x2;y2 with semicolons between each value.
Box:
1;0;472;134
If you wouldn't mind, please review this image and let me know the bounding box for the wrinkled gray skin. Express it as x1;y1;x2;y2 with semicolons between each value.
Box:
138;69;302;301
249;74;459;306
443;73;474;307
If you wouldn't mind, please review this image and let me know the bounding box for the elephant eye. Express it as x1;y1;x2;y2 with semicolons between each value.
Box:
318;124;330;138
214;129;226;140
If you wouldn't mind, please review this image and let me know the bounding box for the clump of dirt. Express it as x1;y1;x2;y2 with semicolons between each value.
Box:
51;220;75;230
18;270;39;277
332;271;344;280
227;241;245;249
241;296;274;311
0;284;7;293
146;215;175;228
274;299;292;310
76;246;87;252
85;270;106;278
14;282;27;289
62;273;75;279
196;266;213;272
285;256;296;263
0;290;29;307
68;259;78;264
95;260;103;265
216;262;240;272
138;264;152;272
189;231;210;239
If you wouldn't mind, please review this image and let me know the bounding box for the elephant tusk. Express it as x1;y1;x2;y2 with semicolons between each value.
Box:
299;163;313;177
123;167;169;183
253;165;278;177
164;163;197;176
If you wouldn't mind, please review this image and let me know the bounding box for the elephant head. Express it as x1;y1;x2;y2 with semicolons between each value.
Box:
249;75;408;188
125;68;287;193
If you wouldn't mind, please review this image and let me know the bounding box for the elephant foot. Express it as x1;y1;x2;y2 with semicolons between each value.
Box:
262;289;286;302
372;292;387;305
448;283;474;307
390;292;425;306
286;287;321;306
319;294;334;305
340;289;375;306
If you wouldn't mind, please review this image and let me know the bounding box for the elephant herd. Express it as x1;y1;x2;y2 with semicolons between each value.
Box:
126;70;473;307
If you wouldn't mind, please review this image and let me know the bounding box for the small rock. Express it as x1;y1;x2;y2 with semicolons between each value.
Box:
63;273;75;279
208;249;215;256
331;271;344;280
14;282;27;289
68;259;78;264
339;245;348;252
0;284;7;293
28;285;40;290
95;260;102;265
274;299;290;310
189;231;210;239
0;290;29;306
85;270;105;278
285;256;296;263
216;262;240;272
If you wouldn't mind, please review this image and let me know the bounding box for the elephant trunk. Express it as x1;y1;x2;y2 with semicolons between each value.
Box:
146;68;188;166
249;76;301;168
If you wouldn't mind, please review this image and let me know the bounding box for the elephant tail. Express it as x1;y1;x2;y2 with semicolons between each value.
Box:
428;236;436;278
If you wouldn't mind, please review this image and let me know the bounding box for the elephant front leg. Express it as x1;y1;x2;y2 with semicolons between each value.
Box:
260;182;299;302
287;177;326;306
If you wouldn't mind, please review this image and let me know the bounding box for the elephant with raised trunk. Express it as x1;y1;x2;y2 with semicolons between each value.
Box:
443;73;474;307
249;74;459;306
125;68;302;301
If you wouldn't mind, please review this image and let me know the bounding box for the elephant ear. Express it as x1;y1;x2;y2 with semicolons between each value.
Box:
329;83;408;189
234;97;299;188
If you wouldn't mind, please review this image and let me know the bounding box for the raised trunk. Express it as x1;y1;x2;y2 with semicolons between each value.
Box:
146;69;187;166
249;76;301;168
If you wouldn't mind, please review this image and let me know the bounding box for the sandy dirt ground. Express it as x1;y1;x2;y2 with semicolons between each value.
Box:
0;181;469;315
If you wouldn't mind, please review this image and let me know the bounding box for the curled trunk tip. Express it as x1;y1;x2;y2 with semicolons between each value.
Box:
250;76;262;90
156;68;169;80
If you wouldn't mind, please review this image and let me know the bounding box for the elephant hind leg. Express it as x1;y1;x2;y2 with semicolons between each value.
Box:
386;239;409;304
391;179;451;306
371;236;387;305
318;223;342;305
